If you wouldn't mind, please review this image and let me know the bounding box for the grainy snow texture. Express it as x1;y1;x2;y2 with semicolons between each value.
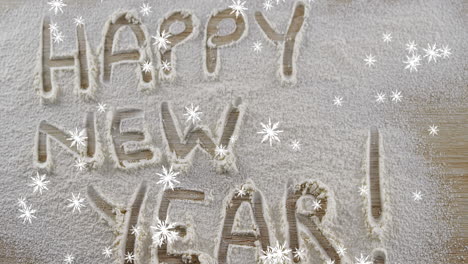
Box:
0;0;466;264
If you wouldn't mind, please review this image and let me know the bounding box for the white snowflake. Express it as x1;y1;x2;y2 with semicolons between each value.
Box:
403;54;422;72
391;90;402;103
17;197;27;208
156;166;180;190
49;22;59;34
152;30;171;50
359;185;368;196
18;203;37;224
312;199;322;211
67;128;87;148
260;241;291;264
150;218;179;247
97;102;107;113
124;252;135;263
48;0;67;15
67;192;86;213
364;54;376;67
52;31;64;43
405;40;417;54
102;246;113;258
140;3;152;16
428;125;439;136
375;92;386;103
290;139;301;152
112;207;124;215
337;245;347;256
257;118;283;147
63;253;75;264
30;172;50;195
438;45;451;58
73;16;84;27
74;158;87;172
252;41;263;53
423;43;441;63
354;253;372;264
263;0;274;11
184;104;202;124
131;225;142;236
235;187;247;197
215;144;228;159
326;259;335;264
141;60;153;73
229;0;247;18
382;32;392;43
293;247;307;261
161;60;172;71
412;191;423;201
229;135;238;144
333;96;343;106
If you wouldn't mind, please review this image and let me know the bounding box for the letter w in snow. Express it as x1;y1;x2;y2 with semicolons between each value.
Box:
160;98;244;171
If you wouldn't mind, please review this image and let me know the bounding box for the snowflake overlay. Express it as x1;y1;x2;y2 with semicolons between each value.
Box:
152;30;171;50
150;218;179;247
30;172;50;195
97;102;107;113
229;0;248;18
67;128;87;148
73;16;84;27
257;118;283;147
67;192;86;213
140;3;152;16
18;203;37;224
102;246;113;258
253;41;263;52
428;125;439;136
260;241;291;264
364;54;376;67
48;0;67;15
156;166;180;190
184;104;202;124
354;253;372;264
412;191;423;201
290;139;301;152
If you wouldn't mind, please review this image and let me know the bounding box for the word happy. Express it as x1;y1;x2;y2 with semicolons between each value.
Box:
35;2;307;100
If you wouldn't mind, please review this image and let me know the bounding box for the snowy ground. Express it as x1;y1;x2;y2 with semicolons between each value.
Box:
0;0;466;263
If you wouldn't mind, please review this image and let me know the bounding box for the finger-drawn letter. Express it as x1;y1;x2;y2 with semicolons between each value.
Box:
35;112;98;169
108;108;159;169
255;2;307;83
36;17;96;100
160;98;244;170
286;180;340;263
101;12;155;90
156;188;205;263
204;8;247;77
217;186;271;263
158;11;198;80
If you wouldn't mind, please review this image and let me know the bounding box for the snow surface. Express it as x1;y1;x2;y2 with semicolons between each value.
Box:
0;0;466;263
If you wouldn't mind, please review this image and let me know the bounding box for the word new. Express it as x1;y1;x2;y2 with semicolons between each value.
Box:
35;99;244;170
